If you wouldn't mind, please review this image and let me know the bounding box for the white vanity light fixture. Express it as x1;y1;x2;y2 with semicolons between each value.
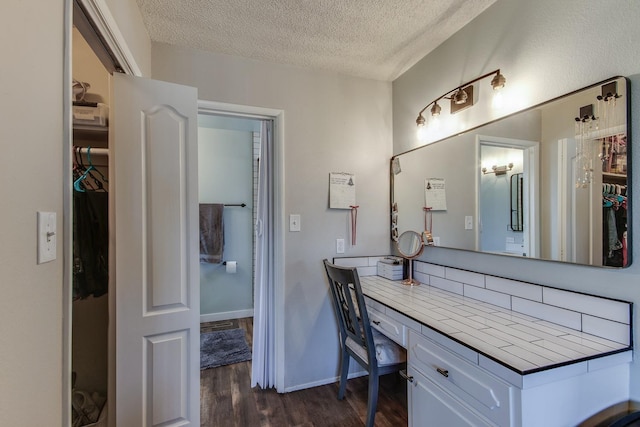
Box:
482;162;514;175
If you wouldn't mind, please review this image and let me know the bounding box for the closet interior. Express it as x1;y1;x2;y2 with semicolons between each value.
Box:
71;21;111;427
600;133;628;267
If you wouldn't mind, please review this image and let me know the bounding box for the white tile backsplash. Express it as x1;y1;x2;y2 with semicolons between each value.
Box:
445;267;485;288
416;261;445;278
543;288;631;325
367;256;386;266
333;257;369;267
430;276;464;295
512;297;582;330
413;271;430;285
356;266;377;277
464;284;511;309
486;276;543;302
582;314;631;346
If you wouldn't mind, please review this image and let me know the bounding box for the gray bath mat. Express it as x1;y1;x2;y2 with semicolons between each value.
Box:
200;328;252;370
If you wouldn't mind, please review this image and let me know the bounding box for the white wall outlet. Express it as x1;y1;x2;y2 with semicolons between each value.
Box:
37;211;57;264
289;214;301;232
336;238;345;254
465;215;473;230
432;236;440;246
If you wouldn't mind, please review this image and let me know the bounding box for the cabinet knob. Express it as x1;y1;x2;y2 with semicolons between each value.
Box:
372;320;381;325
399;370;414;383
436;367;449;378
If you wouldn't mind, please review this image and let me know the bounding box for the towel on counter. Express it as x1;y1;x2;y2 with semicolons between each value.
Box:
199;203;224;263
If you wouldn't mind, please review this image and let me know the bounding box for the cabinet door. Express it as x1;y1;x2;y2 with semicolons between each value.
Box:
409;366;494;427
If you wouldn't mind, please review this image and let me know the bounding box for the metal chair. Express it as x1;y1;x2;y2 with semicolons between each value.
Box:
323;259;406;427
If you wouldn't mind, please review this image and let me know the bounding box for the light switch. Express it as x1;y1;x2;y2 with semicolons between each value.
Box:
464;216;473;230
37;211;57;264
289;214;301;232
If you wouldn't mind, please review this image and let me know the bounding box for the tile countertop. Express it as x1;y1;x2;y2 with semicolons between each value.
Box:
360;275;631;376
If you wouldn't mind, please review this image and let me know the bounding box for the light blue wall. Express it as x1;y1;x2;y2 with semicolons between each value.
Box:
479;145;523;253
198;124;255;318
393;0;640;399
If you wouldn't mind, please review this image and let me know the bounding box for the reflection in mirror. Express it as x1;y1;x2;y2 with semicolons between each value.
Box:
396;230;423;286
392;77;630;267
510;173;523;233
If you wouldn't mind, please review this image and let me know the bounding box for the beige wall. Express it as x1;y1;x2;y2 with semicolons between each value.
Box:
152;43;393;390
0;1;65;425
103;0;152;76
0;0;150;425
393;0;640;399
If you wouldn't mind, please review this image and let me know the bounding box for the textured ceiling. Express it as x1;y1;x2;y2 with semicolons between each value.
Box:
137;0;497;81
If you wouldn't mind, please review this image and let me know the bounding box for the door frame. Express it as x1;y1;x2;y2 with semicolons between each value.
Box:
198;100;286;392
64;1;140;425
475;135;540;258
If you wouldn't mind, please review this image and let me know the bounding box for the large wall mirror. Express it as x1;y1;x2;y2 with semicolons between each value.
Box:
392;76;630;268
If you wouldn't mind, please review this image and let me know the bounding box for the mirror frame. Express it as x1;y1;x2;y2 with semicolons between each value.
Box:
391;76;631;268
397;230;424;258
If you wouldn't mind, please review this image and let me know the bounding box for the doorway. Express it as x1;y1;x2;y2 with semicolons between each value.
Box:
68;19;112;427
198;101;285;392
476;135;539;258
198;114;261;322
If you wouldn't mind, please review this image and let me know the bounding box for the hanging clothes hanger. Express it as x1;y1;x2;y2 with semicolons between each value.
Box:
85;147;105;192
74;146;96;192
72;146;85;184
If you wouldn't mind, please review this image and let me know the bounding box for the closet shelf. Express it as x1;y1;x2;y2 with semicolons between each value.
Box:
603;172;627;182
73;125;108;143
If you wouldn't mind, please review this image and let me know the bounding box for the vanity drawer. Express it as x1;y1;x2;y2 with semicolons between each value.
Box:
364;296;386;313
408;330;513;426
368;307;406;347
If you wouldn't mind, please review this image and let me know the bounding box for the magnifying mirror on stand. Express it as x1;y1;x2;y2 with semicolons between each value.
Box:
396;230;424;286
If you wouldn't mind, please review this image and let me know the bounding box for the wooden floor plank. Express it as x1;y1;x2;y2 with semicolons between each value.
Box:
201;317;407;426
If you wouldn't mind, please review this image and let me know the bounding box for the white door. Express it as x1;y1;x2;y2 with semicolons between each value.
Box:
112;73;199;426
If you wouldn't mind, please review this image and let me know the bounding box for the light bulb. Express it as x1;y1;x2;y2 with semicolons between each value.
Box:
492;91;504;109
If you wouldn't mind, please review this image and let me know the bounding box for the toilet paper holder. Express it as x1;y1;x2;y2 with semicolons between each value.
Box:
222;261;237;273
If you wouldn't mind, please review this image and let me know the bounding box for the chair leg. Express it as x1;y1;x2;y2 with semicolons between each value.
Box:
337;350;350;400
366;374;379;427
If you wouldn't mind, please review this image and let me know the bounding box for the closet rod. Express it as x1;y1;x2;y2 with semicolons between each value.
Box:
76;147;109;156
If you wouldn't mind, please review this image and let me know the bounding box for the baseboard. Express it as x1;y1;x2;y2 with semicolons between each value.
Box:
200;309;254;323
283;370;367;393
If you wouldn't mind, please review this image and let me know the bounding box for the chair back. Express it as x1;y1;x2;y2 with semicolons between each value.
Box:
323;259;375;365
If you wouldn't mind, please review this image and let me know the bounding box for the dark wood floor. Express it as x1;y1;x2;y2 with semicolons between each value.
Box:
201;318;408;426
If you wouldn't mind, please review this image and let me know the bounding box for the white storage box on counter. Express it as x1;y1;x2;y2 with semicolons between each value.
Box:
377;257;404;280
73;103;109;127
